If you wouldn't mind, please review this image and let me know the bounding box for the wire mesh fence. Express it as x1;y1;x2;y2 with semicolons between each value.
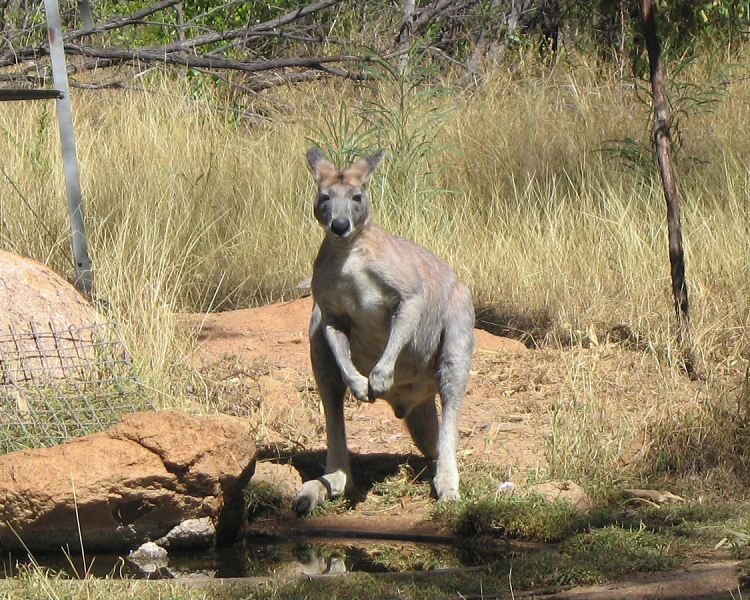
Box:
0;321;153;454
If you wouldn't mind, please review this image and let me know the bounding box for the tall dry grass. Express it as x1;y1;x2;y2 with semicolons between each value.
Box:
1;79;317;397
447;52;750;362
0;50;748;412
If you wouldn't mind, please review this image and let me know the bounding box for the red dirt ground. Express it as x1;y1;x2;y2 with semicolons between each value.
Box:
180;296;747;598
185;295;557;475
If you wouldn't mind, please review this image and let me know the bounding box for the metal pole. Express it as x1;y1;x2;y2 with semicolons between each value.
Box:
44;0;93;295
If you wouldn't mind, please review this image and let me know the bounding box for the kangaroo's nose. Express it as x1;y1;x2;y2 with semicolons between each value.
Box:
330;218;351;237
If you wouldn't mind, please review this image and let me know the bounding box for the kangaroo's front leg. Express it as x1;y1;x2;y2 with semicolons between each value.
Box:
294;308;352;516
322;316;371;402
368;293;424;399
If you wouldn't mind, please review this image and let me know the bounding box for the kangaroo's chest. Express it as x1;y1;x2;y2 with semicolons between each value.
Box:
335;258;397;324
314;250;396;323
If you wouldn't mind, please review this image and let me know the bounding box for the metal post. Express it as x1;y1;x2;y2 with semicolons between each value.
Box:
44;0;93;295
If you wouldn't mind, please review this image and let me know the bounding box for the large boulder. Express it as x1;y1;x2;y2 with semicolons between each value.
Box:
0;250;99;382
0;249;97;332
0;410;256;552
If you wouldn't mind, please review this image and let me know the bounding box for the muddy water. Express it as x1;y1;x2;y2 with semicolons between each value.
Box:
2;531;551;580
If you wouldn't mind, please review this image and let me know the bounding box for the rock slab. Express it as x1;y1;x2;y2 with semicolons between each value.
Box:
0;410;256;552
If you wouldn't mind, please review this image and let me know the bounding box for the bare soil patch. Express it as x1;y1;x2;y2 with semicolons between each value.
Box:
184;296;550;474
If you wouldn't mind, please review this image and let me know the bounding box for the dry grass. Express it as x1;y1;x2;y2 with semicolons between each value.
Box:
447;54;750;362
1;50;749;488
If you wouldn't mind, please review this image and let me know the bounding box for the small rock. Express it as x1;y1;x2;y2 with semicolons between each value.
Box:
251;462;304;500
326;557;347;575
530;480;593;512
156;517;216;550
126;542;171;579
129;541;168;563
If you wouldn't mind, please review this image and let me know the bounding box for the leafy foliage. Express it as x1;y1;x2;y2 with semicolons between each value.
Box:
358;52;456;193
562;0;749;63
600;53;737;173
4;0;747;81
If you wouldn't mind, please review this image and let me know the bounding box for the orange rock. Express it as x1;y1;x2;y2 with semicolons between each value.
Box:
0;410;256;552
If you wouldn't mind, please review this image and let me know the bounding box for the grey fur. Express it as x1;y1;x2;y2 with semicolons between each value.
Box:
294;148;476;516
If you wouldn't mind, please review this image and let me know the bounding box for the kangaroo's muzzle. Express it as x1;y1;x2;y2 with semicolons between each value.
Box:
330;218;351;237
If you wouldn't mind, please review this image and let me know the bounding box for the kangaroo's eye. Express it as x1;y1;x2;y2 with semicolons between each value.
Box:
318;193;330;203
352;193;363;203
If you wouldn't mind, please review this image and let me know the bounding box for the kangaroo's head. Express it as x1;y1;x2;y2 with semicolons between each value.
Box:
306;147;385;241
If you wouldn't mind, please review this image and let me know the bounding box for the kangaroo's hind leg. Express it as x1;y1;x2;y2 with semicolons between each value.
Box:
294;305;351;516
434;287;476;502
404;396;439;461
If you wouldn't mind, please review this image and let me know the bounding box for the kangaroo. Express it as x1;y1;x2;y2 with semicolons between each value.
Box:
294;147;476;516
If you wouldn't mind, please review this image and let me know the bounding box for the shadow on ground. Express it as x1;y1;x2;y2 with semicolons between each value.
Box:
258;448;434;507
475;302;649;351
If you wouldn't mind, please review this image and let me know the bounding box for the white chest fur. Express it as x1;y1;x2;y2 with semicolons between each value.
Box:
335;252;397;325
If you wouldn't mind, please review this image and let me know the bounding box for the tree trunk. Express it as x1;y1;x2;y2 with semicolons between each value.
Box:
77;0;95;30
396;0;415;73
467;0;533;75
175;2;186;43
640;0;700;378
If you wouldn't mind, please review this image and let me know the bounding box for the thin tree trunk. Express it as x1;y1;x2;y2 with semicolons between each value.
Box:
640;0;700;378
467;0;533;74
466;0;502;75
175;2;185;43
396;0;415;73
77;0;95;30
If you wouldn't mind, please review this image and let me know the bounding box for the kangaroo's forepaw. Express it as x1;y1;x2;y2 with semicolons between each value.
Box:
368;365;394;399
348;374;371;402
294;479;329;516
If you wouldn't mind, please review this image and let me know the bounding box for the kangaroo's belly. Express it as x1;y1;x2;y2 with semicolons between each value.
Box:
349;324;439;402
385;374;440;407
316;250;442;405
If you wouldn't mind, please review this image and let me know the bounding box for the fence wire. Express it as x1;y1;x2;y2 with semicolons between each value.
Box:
0;322;153;454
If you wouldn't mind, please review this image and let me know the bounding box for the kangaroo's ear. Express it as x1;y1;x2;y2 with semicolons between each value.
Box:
306;147;338;185
344;149;386;184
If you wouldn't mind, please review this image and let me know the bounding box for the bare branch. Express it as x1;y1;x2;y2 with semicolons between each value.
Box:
0;0;345;79
153;0;340;53
0;0;183;67
63;44;366;74
64;0;183;43
412;0;460;33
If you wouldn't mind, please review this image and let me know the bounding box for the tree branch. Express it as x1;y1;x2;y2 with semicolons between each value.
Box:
64;0;183;43
0;0;341;70
63;45;365;74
